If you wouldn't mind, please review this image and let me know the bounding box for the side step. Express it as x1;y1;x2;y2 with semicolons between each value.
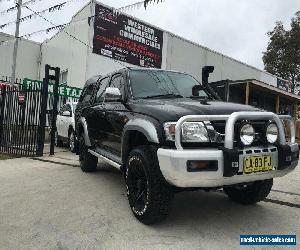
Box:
88;149;121;170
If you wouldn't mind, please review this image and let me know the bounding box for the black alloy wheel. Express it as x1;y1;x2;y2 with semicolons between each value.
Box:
127;155;149;215
125;146;173;224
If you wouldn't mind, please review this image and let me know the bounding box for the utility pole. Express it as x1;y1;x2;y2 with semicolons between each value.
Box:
11;0;23;86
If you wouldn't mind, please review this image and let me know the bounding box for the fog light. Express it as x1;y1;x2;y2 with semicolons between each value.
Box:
266;123;278;143
240;123;255;146
187;160;218;172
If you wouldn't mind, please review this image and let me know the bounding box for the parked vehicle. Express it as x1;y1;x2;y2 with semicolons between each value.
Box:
75;67;299;225
56;102;77;152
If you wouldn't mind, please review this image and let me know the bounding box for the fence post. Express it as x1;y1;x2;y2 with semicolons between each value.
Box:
36;66;50;156
0;89;6;147
49;67;60;156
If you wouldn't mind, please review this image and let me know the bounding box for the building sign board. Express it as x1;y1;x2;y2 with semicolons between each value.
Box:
22;78;82;98
93;3;164;68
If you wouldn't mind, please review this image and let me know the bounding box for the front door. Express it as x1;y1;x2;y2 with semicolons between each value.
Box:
100;74;127;156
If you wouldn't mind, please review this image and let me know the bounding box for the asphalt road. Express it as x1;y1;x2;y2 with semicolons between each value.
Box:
0;149;299;250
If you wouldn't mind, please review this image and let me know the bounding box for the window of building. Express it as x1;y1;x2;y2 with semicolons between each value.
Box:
60;70;68;84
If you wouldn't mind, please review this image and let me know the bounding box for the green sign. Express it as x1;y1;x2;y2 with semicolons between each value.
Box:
22;78;82;98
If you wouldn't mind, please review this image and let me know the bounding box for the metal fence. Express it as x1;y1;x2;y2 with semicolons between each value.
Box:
0;85;45;156
0;66;81;157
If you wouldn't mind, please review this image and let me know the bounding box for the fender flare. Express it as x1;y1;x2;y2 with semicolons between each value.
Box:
121;118;160;163
77;117;92;146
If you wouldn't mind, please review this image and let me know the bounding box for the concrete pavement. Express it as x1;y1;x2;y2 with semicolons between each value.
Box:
0;149;299;250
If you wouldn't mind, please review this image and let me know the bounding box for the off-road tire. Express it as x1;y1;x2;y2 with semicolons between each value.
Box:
68;129;76;153
224;179;273;205
78;135;97;172
125;145;173;225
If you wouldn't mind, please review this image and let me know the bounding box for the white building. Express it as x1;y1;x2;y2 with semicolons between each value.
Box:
0;1;294;98
38;0;282;89
0;32;41;83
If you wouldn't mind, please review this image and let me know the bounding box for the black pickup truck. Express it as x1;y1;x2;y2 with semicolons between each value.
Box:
75;67;298;224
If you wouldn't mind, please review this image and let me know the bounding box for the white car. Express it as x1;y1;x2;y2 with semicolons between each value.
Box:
55;102;77;152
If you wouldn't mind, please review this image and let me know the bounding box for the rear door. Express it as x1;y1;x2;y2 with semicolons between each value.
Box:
85;77;110;147
76;83;97;144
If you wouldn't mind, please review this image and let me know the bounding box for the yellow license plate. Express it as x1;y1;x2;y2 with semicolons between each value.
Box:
243;155;273;174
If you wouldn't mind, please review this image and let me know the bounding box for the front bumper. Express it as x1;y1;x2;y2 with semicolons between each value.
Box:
157;112;299;188
157;145;298;188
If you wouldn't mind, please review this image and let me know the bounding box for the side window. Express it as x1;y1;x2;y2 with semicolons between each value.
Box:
96;77;110;103
82;84;96;103
110;74;124;96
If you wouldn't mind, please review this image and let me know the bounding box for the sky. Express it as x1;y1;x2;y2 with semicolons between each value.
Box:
0;0;299;70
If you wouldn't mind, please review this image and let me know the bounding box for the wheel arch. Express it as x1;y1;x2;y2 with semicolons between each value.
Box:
76;117;91;146
121;118;160;166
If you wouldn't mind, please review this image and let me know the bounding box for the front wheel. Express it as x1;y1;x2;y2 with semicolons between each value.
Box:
125;146;173;225
224;179;273;205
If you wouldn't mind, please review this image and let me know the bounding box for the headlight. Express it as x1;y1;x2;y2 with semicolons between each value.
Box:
164;122;209;142
266;123;278;143
240;123;255;145
182;122;209;142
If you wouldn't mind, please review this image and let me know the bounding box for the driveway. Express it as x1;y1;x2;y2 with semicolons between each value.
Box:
0;149;299;250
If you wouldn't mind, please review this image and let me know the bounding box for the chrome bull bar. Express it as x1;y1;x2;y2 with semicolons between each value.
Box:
174;112;295;150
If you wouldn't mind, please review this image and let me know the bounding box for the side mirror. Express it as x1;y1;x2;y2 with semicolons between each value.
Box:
192;85;205;96
104;87;121;102
62;111;71;117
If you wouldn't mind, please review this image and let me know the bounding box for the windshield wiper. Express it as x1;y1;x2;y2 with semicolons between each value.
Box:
143;94;183;99
189;95;211;99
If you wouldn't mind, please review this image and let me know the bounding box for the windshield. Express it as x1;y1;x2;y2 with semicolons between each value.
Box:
129;70;209;99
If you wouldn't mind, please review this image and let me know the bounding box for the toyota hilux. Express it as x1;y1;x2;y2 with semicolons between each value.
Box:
75;67;299;224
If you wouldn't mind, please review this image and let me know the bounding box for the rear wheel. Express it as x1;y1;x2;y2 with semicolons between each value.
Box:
79;134;97;172
224;179;273;205
125;146;173;225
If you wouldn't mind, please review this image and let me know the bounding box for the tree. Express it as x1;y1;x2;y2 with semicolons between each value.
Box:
263;12;300;93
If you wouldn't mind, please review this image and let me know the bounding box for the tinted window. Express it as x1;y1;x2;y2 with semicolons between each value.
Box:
96;77;110;102
82;84;96;103
110;74;124;96
129;70;209;98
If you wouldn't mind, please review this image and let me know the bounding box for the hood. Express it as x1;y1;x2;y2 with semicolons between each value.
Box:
129;98;260;123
